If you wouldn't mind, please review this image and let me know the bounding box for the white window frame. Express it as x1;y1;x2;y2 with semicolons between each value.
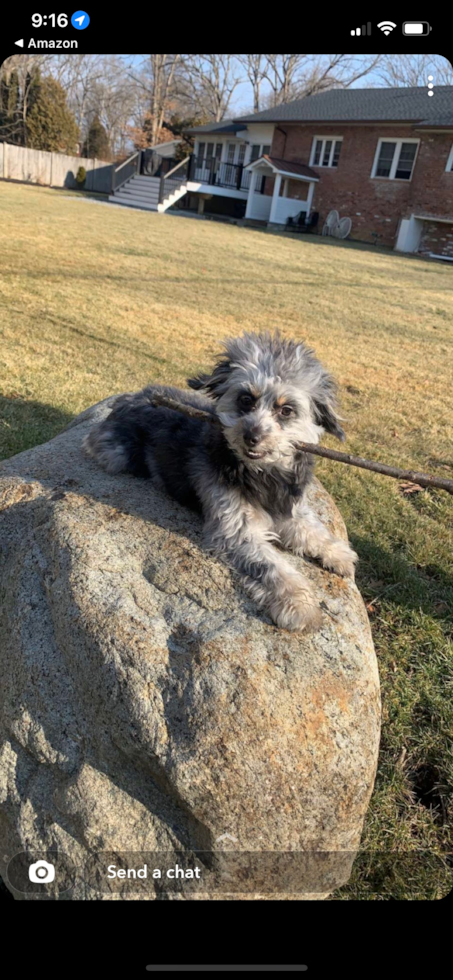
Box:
248;143;272;165
226;141;237;164
371;138;420;182
309;136;343;169
445;145;453;173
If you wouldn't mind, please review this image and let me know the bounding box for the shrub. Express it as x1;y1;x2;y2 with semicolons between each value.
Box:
76;166;86;188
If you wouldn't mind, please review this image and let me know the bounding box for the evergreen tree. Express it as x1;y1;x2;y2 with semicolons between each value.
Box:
81;115;110;160
25;66;42;116
0;70;21;139
26;76;79;153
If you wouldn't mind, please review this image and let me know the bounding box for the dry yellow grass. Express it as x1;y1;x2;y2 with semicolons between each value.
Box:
0;181;452;898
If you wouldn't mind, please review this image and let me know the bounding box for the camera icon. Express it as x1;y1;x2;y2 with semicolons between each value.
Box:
28;860;55;884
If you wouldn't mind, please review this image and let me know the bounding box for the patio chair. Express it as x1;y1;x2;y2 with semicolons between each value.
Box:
286;211;319;233
286;211;306;230
297;211;319;234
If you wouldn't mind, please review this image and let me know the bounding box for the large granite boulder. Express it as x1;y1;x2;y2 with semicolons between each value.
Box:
0;399;380;900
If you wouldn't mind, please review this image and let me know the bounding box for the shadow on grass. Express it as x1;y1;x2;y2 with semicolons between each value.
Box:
351;530;453;630
0;395;74;462
52;187;110;203
247;225;450;268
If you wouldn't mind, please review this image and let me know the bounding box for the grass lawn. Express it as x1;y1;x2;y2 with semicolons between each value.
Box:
0;181;452;899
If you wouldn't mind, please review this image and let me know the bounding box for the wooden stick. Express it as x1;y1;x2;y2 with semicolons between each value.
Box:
293;443;453;495
150;391;219;425
149;392;453;495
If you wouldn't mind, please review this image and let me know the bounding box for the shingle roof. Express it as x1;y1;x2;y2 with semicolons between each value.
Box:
414;115;453;128
183;120;247;136
247;155;318;180
236;86;453;125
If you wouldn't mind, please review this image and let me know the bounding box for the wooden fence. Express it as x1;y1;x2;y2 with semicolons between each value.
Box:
0;142;113;193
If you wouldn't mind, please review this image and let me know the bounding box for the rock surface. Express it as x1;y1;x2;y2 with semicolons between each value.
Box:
0;398;380;899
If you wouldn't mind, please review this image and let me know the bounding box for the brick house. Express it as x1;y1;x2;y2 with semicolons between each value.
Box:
110;85;453;258
182;86;453;257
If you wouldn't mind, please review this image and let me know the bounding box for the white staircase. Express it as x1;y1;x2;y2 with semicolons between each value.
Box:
109;174;188;213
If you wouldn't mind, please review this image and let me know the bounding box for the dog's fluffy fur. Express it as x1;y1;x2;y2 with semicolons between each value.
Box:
84;332;357;631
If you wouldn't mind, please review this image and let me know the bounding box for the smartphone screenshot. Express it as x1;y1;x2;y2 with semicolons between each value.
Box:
0;9;451;975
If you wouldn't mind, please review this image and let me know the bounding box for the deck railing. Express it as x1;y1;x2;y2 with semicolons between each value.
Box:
112;151;251;199
188;156;251;192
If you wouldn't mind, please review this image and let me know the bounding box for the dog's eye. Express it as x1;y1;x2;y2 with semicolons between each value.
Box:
279;405;294;418
238;393;254;410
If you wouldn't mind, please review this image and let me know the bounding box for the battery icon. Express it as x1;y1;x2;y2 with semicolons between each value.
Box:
402;21;432;35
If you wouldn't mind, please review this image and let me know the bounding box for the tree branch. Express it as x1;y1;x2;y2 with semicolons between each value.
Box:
148;392;453;495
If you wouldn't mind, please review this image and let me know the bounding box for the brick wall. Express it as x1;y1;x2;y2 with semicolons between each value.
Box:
270;124;453;247
418;221;453;258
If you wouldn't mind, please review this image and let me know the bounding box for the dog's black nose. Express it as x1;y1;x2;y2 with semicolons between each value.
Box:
244;431;260;447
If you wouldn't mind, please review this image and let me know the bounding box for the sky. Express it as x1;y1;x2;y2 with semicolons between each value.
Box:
128;54;452;118
228;55;451;114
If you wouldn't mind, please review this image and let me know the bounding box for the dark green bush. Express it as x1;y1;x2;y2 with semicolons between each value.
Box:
76;166;86;188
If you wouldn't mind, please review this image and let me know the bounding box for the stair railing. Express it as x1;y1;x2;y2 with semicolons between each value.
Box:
111;151;141;193
159;156;191;206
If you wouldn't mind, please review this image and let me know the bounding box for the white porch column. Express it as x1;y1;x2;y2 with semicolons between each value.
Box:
306;181;316;216
268;172;282;224
245;170;258;218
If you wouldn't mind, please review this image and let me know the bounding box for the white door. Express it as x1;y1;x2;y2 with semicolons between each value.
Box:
195;142;222;182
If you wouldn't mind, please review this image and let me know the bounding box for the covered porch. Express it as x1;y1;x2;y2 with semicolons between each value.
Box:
244;155;319;225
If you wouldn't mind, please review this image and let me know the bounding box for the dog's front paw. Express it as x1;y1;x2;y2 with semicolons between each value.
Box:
321;539;358;578
270;580;323;633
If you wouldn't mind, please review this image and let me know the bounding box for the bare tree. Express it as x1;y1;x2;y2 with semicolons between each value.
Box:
46;54;108;155
237;54;267;112
261;54;382;106
263;55;307;106
127;54;182;145
378;54;453;87
82;57;138;158
180;55;243;121
302;54;382;96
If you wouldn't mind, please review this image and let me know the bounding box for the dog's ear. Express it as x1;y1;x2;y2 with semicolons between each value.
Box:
187;358;232;400
187;373;210;390
311;374;345;441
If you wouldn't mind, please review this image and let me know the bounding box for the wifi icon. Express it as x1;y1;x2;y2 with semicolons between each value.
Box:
377;20;397;35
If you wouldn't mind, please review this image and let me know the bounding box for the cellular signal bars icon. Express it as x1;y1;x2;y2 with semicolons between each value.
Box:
350;23;372;35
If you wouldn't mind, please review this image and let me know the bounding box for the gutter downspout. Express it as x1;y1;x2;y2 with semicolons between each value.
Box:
276;125;288;157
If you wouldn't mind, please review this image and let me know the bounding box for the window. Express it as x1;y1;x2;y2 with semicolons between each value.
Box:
395;143;418;179
371;139;419;181
196;142;222;166
310;137;343;168
237;143;246;165
332;141;342;166
322;140;332;166
227;142;236;164
375;141;394;177
250;143;271;162
196;141;205;167
446;145;453;172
